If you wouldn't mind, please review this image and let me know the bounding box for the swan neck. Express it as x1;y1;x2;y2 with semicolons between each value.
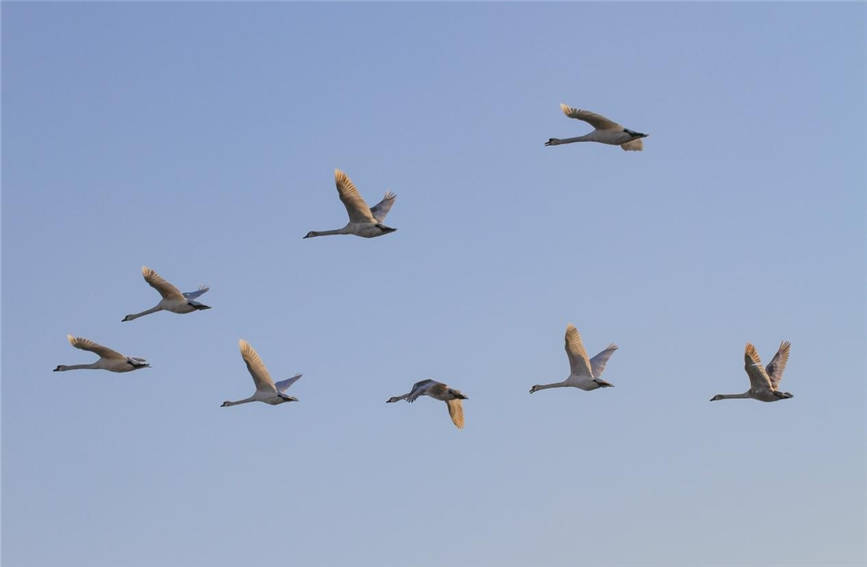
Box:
57;363;99;371
125;305;162;320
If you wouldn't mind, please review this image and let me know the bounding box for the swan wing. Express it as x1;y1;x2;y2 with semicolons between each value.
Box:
141;266;184;300
369;192;397;222
744;343;773;393
589;344;619;378
446;399;465;429
334;169;376;224
182;285;209;300
239;339;277;393
274;373;303;392
560;104;621;130
765;341;791;390
564;324;593;377
620;138;644;151
67;334;125;359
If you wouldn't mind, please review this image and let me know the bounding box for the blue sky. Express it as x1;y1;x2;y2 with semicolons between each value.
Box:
2;3;865;566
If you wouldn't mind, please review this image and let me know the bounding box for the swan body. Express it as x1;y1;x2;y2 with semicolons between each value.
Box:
386;379;468;429
530;324;618;394
122;266;210;321
546;104;647;151
53;335;149;372
221;340;302;407
711;342;792;402
304;169;397;239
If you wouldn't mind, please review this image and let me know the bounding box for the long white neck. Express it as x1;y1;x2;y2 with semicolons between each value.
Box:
55;363;100;371
530;381;568;393
123;305;162;321
222;396;256;407
714;392;751;400
386;393;410;403
306;227;352;238
553;134;596;144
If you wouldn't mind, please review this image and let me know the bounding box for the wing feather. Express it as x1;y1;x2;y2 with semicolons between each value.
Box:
239;339;277;393
744;343;773;393
334;169;376;223
589;344;618;378
765;341;791;390
565;324;593;377
182;285;209;300
369;192;396;222
560;104;621;130
446;399;464;429
67;334;125;359
141;266;184;300
274;373;302;392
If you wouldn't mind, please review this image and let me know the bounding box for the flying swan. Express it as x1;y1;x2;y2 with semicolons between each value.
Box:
546;104;648;151
710;342;792;402
53;335;150;372
122;266;210;322
386;379;468;429
221;339;302;407
529;324;618;393
304;169;397;238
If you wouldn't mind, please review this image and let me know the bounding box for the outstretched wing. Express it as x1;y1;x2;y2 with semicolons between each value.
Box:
765;341;791;390
407;379;438;402
141;266;184;300
369;192;396;222
239;339;277;393
183;285;210;300
560;104;621;130
334;169;376;224
274;373;303;392
620;138;644;151
446;399;464;429
589;344;619;378
564;324;593;377
67;334;125;359
744;343;773;393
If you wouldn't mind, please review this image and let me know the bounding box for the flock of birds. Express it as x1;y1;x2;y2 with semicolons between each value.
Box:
52;104;794;429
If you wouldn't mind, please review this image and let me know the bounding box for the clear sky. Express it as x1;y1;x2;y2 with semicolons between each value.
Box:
2;3;865;566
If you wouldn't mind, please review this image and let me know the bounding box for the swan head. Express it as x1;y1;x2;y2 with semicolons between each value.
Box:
221;401;232;407
303;231;317;239
386;396;402;403
709;394;725;401
122;314;133;322
449;389;468;400
53;365;65;372
624;129;648;139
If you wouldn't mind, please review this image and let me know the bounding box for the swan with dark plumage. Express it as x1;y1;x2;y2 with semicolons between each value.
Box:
386;379;468;429
710;342;792;402
122;266;210;322
529;324;618;394
545;104;648;151
221;340;302;407
304;169;397;238
53;335;149;372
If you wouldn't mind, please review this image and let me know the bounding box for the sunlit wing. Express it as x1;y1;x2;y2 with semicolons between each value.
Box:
141;266;184;300
564;324;593;377
67;334;125;359
446;399;464;429
560;104;621;130
744;343;773;393
334;169;376;224
620;138;644;151
239;339;277;393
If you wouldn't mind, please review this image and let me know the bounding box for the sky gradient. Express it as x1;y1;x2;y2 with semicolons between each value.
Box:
3;3;865;566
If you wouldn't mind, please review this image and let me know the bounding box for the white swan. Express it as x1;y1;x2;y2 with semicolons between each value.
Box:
530;324;618;393
386;379;468;429
221;340;302;407
122;266;210;322
711;342;792;402
304;169;397;238
546;104;648;151
53;334;150;372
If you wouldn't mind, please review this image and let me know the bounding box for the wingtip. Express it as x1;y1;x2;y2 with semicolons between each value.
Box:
66;334;75;344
